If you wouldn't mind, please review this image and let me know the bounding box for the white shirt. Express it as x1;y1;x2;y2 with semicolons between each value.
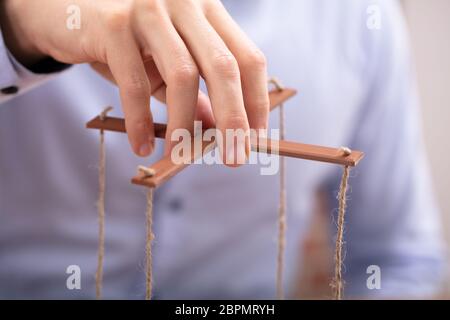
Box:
0;0;445;299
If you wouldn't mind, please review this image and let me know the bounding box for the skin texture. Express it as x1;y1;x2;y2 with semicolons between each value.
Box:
0;0;270;165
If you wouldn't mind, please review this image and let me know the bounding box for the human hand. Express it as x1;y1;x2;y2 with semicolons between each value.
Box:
1;0;269;164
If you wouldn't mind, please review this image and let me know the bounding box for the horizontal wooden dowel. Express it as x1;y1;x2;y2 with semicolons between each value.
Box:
86;86;363;189
86;88;297;134
267;88;297;111
253;138;364;167
126;88;297;188
132;137;364;188
132;140;216;188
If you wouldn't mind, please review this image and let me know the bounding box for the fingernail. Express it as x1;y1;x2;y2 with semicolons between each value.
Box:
226;143;235;165
226;141;247;165
258;128;268;139
237;140;248;165
139;141;152;157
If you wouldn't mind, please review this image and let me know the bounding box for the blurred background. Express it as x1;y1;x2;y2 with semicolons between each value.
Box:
297;0;450;298
403;0;450;295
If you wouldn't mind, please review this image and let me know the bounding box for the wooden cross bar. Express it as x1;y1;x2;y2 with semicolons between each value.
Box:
86;88;364;188
86;88;296;135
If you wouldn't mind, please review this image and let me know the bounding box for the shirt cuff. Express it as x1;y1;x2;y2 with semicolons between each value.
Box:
0;27;71;99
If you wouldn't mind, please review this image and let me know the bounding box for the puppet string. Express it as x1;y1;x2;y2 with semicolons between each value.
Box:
145;188;155;300
95;106;112;299
95;128;106;299
268;77;287;300
137;166;156;300
277;102;287;300
332;165;350;300
95;124;107;300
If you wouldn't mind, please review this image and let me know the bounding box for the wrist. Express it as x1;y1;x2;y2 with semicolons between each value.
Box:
0;0;47;67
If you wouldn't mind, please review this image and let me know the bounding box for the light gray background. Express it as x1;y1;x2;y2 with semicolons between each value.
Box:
402;0;450;293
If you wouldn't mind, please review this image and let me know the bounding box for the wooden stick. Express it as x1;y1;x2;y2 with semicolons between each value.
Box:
131;137;363;188
254;138;363;167
86;88;297;134
132;138;217;188
86;87;364;189
87;88;296;187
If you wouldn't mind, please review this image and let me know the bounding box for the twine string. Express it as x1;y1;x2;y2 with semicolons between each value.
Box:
145;188;155;300
269;77;287;300
94;89;353;302
277;102;287;300
331;147;352;300
138;166;156;300
95;106;112;299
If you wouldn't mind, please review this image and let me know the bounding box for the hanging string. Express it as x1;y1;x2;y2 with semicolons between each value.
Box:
95;106;113;299
331;147;352;300
145;189;155;300
138;166;156;300
93;86;352;301
269;77;287;300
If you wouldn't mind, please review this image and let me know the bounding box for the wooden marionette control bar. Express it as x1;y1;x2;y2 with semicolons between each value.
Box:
86;88;364;188
86;88;297;135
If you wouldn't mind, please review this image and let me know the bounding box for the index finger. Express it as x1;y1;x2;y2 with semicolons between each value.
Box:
170;2;250;165
204;0;270;131
107;35;154;157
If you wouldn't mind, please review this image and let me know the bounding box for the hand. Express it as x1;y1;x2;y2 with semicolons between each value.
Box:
0;0;269;164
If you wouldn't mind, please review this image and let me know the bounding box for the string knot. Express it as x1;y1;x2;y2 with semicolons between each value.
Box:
100;106;113;121
268;77;285;91
138;165;156;178
340;146;352;157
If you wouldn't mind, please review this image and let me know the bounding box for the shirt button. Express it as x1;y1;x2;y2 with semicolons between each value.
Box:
1;86;19;95
168;197;183;212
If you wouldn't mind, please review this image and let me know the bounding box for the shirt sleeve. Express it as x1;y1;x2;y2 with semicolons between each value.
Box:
325;0;446;298
0;25;71;104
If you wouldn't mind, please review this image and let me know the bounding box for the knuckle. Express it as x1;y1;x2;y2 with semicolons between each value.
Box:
200;0;215;14
131;1;164;42
169;60;199;86
200;0;226;16
122;76;150;98
222;112;248;130
241;48;267;71
167;0;200;13
136;0;161;14
210;53;240;79
103;5;132;31
251;100;270;117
